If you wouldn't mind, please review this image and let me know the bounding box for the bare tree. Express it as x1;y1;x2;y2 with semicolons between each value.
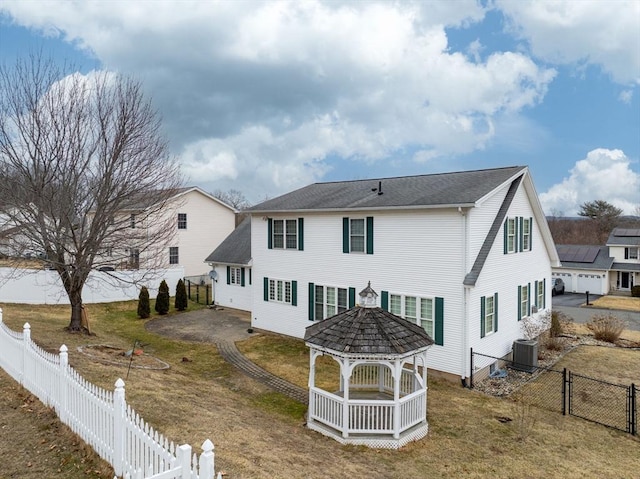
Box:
0;54;183;332
212;188;251;210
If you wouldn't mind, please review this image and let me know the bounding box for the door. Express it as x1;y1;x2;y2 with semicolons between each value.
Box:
620;272;630;289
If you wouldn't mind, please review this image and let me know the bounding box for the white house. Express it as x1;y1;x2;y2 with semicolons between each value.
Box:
553;228;640;295
239;166;559;382
205;217;253;311
99;186;237;278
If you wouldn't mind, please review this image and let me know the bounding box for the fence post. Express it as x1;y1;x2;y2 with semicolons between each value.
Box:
562;368;567;416
631;383;637;436
206;285;210;306
58;345;68;423
199;439;215;479
469;348;473;389
21;322;31;386
187;280;192;300
113;378;126;477
196;285;200;303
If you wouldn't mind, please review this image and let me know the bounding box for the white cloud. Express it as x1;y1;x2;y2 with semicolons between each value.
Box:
1;0;558;200
539;149;640;216
497;0;640;85
618;90;633;104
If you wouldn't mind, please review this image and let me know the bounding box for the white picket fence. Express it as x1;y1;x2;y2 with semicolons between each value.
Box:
0;308;221;479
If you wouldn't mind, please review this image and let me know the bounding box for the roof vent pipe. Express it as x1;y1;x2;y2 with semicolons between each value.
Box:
378;180;383;195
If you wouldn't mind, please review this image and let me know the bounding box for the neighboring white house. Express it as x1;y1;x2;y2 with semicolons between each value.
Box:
553;228;640;295
234;166;559;382
205;217;253;311
98;186;237;277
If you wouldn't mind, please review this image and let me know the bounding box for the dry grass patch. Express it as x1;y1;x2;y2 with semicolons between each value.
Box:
2;303;640;479
589;295;640;312
553;345;640;385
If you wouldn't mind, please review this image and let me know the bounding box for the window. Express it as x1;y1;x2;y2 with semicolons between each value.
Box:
269;218;302;250
264;278;297;305
518;284;531;320
350;219;365;252
129;248;140;269
522;218;531;251
387;293;435;338
178;213;187;230
230;267;241;285
343;216;374;254
130;214;136;229
169;247;179;265
626;247;639;260
536;280;544;309
505;218;516;253
481;294;498;337
314;285;348;320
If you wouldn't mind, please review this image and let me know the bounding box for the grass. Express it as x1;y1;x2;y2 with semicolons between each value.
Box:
590;295;640;312
2;301;640;479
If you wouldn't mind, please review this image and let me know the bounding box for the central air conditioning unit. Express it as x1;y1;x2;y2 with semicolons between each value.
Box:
512;339;538;373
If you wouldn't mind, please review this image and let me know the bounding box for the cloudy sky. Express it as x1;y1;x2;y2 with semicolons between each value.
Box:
0;0;638;215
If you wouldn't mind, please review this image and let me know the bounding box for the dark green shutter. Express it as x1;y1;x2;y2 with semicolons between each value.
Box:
249;269;252;285
240;268;245;287
381;290;389;311
529;217;533;250
494;293;498;332
480;296;486;338
226;266;230;285
308;283;315;321
435;297;444;346
348;287;356;308
517;285;522;321
625;248;629;259
267;219;273;249
504;219;508;254
535;281;538;307
527;282;531;316
291;281;297;306
263;277;269;301
342;217;349;253
366;216;374;254
298;218;304;251
543;278;546;308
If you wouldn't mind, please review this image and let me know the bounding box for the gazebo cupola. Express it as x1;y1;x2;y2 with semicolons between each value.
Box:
304;283;434;449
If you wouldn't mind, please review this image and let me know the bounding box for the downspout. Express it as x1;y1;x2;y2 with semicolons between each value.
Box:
458;207;469;386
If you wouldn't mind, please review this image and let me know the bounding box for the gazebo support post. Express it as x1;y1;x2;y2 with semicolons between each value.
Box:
393;359;401;439
341;357;350;438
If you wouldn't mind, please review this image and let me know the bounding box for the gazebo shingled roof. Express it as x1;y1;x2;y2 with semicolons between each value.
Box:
304;306;434;356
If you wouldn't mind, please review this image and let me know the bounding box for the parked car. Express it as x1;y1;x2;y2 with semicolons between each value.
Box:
552;278;565;296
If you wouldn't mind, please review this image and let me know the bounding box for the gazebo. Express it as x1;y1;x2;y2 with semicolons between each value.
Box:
304;283;434;449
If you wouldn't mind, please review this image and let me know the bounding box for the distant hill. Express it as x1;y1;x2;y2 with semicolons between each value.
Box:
546;216;640;245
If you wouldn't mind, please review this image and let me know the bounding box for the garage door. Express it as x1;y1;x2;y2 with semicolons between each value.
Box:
576;274;603;295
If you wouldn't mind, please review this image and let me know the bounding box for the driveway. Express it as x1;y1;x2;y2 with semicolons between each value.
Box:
552;293;640;332
145;306;253;343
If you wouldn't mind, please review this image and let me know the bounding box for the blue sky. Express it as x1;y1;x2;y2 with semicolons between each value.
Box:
1;1;638;215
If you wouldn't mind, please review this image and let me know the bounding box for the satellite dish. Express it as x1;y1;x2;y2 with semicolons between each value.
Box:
209;270;218;279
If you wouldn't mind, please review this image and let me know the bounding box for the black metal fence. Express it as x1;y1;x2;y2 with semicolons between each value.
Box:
185;279;212;306
470;350;637;436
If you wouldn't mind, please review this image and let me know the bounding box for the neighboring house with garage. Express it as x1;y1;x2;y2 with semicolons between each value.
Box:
553;228;640;295
237;165;559;382
205;217;253;311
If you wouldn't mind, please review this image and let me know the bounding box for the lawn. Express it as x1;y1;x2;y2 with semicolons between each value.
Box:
590;295;640;312
1;301;639;479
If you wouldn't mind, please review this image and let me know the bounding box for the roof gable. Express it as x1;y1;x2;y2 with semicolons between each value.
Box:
607;228;640;246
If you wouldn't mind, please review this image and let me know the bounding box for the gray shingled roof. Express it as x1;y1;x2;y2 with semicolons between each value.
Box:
304;306;434;357
204;217;251;265
611;262;640;272
607;228;640;246
555;245;613;271
247;166;526;212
